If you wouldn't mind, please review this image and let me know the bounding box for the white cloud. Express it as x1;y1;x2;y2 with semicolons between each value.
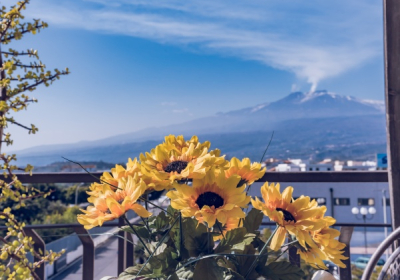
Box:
20;0;383;88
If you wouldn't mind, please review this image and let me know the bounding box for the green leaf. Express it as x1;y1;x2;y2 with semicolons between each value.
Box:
193;258;225;280
167;205;180;219
183;218;214;257
169;216;189;259
118;247;179;279
215;228;255;253
149;211;170;232
257;261;305;280
243;208;264;234
233;244;259;279
120;225;150;240
148;246;179;277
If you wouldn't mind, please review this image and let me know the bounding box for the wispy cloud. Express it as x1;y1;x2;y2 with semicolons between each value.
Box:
21;0;382;90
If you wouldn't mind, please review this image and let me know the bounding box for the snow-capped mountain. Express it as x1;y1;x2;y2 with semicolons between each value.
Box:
14;90;385;166
235;90;384;117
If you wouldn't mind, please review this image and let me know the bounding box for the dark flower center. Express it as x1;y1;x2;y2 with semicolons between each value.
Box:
276;208;296;222
164;160;188;174
237;178;248;188
196;192;224;209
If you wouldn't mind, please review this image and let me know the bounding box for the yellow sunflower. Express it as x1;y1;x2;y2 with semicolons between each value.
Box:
225;157;266;187
310;227;348;268
166;169;249;228
78;176;151;229
86;164;130;202
251;182;326;250
140;135;227;185
100;164;127;188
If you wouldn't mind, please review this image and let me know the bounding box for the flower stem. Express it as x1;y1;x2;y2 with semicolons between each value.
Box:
138;197;169;214
179;212;183;253
271;240;298;263
135;215;180;278
123;215;151;255
215;222;225;240
245;225;279;278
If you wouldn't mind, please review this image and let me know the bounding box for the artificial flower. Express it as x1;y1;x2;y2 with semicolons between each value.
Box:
310;227;348;268
251;182;326;250
140;135;227;186
78;176;151;229
167;168;249;228
225;157;266;187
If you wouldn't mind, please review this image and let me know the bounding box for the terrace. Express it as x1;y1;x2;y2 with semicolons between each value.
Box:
1;1;400;280
0;171;391;280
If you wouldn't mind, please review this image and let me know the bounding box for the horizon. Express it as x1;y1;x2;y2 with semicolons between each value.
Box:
1;0;385;152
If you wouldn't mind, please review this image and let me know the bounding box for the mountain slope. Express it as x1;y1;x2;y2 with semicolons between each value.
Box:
15;114;386;167
15;90;384;159
12;90;386;167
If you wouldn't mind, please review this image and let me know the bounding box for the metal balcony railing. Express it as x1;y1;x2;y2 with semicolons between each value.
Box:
0;171;391;280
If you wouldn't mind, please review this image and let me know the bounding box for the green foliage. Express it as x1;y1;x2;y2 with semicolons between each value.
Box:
258;261;306;280
193;258;225;280
116;210;306;280
243;208;263;234
60;183;89;204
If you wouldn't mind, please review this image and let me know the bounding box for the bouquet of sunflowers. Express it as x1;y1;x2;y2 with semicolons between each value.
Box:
77;135;347;280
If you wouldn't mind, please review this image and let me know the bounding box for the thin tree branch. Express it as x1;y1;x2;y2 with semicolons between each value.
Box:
1;51;36;56
14;63;44;69
6;118;32;131
11;72;67;96
0;1;28;39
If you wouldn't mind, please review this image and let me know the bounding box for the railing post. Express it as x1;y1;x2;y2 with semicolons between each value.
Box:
126;232;134;268
338;226;354;280
74;226;94;280
24;228;46;280
118;217;126;274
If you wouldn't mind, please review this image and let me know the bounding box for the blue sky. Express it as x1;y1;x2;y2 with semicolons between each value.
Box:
3;0;384;151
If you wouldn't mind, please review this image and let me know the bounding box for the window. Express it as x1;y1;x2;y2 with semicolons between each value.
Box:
310;197;326;205
327;168;331;171
316;168;319;171
334;198;350;205
358;198;375;206
309;167;313;171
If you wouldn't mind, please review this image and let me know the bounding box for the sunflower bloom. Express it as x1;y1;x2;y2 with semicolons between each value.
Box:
225;157;266;187
297;244;328;269
140;135;227;186
310;227;348;268
167;169;249;228
251;182;326;250
100;164;128;188
78;176;151;229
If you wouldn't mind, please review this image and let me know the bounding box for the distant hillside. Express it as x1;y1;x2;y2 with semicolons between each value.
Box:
15;114;386;167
